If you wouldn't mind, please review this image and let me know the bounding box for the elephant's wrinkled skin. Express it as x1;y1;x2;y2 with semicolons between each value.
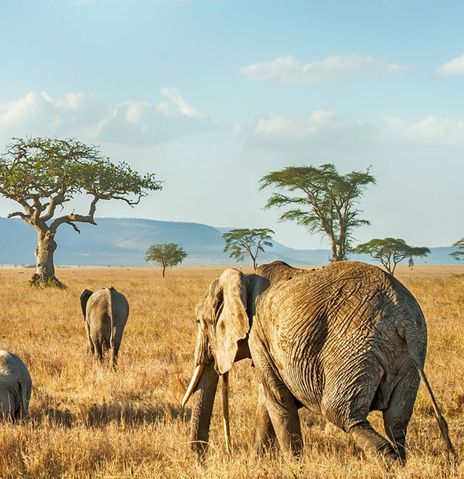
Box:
0;350;32;420
80;287;129;369
183;261;453;462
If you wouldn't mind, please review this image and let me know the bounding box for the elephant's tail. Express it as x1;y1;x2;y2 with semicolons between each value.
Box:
108;287;115;350
404;323;456;459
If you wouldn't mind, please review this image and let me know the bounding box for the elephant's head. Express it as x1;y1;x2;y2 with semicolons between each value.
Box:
182;268;253;455
80;289;93;320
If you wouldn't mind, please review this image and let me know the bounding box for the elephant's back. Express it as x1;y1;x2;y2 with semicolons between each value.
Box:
266;261;425;337
0;350;30;385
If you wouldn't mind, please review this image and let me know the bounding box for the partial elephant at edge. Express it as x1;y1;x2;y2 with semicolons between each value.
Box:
0;350;32;421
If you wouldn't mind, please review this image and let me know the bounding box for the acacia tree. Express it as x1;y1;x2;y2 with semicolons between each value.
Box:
222;228;274;271
260;164;375;262
450;238;464;260
0;137;162;287
353;237;430;276
145;242;188;277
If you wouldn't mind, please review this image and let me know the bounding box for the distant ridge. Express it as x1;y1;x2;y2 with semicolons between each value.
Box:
0;217;460;266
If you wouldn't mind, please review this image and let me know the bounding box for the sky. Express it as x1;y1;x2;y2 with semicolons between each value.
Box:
0;0;463;249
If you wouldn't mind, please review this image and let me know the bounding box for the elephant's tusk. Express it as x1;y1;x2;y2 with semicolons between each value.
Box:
222;372;231;453
182;364;204;407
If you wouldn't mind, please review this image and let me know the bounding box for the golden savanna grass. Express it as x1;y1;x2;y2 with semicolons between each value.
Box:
0;265;463;478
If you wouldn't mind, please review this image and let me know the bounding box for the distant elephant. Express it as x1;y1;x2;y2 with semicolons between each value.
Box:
0;350;32;420
80;287;129;369
182;261;454;462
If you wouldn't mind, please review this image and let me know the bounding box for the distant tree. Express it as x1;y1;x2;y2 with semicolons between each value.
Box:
145;242;188;277
450;238;464;260
0;137;161;287
222;228;274;271
353;237;430;276
260;164;375;262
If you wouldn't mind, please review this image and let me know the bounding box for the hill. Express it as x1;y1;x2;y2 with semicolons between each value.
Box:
0;217;459;266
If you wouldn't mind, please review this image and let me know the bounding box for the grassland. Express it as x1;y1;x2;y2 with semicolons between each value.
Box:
0;264;463;478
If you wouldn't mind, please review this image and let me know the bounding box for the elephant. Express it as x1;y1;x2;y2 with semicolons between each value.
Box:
0;350;32;420
182;260;454;462
80;287;129;369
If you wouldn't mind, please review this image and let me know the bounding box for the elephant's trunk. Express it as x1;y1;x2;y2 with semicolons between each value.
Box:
189;363;219;457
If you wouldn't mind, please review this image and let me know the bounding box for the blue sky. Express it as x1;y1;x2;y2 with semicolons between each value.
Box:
0;0;463;249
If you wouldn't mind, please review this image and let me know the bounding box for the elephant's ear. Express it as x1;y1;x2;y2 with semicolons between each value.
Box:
214;269;249;375
80;289;93;320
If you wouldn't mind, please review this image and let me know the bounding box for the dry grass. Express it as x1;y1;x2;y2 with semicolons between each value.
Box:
0;264;463;478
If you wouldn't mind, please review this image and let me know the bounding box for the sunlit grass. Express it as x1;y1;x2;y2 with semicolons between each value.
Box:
0;264;462;478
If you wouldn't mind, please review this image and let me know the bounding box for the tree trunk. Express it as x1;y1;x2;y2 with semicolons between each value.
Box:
330;241;339;262
162;265;166;278
30;231;64;288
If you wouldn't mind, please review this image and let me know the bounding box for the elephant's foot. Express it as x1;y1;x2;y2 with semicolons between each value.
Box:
348;420;401;463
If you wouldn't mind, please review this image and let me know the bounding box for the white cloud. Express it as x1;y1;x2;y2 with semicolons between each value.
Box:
254;111;339;140
239;54;409;83
160;87;201;118
241;110;464;150
0;89;215;145
437;54;464;76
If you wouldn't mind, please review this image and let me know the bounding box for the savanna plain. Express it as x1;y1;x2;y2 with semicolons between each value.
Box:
0;265;463;479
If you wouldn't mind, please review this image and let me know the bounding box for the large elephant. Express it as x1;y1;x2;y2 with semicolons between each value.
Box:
0;350;32;420
182;261;454;462
80;287;129;369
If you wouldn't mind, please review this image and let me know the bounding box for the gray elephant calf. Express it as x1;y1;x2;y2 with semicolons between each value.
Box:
80;287;129;369
0;350;32;420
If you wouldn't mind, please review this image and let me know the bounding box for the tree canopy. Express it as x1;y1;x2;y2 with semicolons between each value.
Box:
450;238;464;261
353;237;430;276
222;228;274;271
260;164;375;262
0;137;162;286
145;242;188;277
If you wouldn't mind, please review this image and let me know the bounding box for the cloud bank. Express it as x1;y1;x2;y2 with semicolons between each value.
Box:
239;54;409;83
0;89;217;145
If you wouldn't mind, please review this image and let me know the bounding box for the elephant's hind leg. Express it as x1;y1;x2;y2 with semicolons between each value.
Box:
325;367;398;462
110;341;120;371
254;383;277;455
382;367;419;463
94;340;104;362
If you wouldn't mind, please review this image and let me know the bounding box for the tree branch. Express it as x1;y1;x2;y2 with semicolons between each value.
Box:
7;211;28;220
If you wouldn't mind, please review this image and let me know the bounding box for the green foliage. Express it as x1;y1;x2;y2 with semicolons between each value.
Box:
260;164;375;262
0;137;161;212
222;228;274;270
450;238;464;261
354;237;430;275
145;242;188;276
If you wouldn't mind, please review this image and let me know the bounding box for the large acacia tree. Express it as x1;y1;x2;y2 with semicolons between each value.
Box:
0;137;162;286
260;164;375;262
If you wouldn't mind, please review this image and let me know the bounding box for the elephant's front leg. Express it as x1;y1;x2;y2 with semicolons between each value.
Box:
264;380;303;456
251;340;303;456
254;383;276;454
